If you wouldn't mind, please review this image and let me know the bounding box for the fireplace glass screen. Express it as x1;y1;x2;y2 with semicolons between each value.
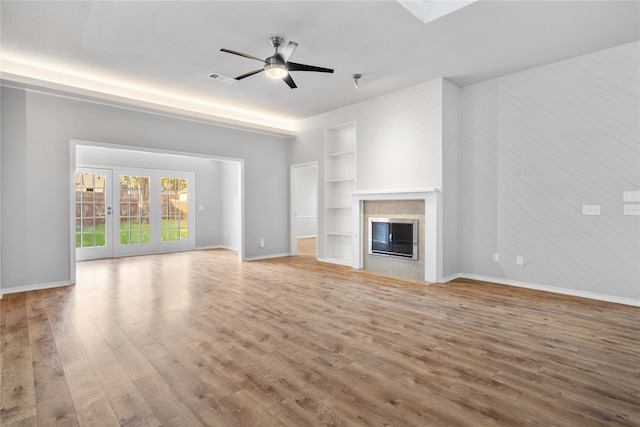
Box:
369;218;418;260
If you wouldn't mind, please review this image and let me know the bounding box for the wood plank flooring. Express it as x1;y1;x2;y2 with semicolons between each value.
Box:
1;237;639;426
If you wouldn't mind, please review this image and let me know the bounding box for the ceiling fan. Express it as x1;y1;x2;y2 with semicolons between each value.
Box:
219;36;334;89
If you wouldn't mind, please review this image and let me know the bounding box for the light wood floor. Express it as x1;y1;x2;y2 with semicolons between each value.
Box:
2;237;639;426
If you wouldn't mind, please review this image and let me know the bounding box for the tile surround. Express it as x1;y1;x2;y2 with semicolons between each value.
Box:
363;200;425;281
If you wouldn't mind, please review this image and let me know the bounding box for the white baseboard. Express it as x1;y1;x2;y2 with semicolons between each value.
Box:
317;257;352;267
2;280;73;296
196;245;224;250
244;252;292;261
440;273;464;283
3;269;635;308
451;273;639;307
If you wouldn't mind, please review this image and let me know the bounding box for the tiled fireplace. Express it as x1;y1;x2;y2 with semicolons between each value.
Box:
351;189;441;283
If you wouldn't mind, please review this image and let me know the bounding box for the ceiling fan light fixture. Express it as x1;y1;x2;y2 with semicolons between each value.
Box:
265;63;288;79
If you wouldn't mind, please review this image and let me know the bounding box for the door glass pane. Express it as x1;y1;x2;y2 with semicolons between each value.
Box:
75;172;107;248
119;175;150;245
161;177;188;242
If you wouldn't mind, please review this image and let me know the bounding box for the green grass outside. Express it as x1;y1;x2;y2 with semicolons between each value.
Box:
76;219;188;248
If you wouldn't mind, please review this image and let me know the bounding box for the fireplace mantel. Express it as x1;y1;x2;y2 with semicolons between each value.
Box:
352;188;442;283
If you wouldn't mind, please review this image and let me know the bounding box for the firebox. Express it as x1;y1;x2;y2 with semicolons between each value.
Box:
368;218;418;260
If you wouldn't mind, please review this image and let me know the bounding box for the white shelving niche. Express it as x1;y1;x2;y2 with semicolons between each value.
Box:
324;122;356;265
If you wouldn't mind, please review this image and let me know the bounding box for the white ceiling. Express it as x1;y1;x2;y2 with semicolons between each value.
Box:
1;0;639;125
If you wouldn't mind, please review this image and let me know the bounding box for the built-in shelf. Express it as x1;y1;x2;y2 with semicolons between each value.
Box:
324;122;356;265
326;231;352;236
326;150;355;158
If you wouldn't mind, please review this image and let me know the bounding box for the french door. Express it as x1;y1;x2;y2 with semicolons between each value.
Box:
75;168;113;261
75;167;195;260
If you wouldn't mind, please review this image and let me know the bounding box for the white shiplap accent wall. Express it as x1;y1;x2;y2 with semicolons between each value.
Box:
460;41;640;304
292;78;446;266
292;78;443;192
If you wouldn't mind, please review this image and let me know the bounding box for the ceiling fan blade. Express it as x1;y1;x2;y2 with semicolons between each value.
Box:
283;74;297;89
235;69;264;80
287;62;334;74
277;41;298;63
220;48;265;63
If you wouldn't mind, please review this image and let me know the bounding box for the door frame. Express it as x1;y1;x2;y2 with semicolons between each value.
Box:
70;139;245;284
289;161;319;257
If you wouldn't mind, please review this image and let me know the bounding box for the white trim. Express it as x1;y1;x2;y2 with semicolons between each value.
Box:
441;273;464;283
69;142;77;285
2;281;73;295
455;273;640;307
318;257;353;267
239;159;245;262
351;188;440;196
244;252;292;261
196;245;225;250
196;245;240;252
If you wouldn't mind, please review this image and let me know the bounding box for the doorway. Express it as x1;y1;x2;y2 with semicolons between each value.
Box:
290;162;318;257
71;141;244;279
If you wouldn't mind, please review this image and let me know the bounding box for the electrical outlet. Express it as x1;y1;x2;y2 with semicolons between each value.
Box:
516;255;524;266
260;238;265;249
624;204;640;216
493;253;499;262
582;205;600;216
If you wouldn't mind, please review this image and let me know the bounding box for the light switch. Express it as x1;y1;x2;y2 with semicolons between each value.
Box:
582;205;600;216
198;205;204;211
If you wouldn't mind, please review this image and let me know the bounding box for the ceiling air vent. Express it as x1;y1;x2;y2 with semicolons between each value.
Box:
208;73;236;84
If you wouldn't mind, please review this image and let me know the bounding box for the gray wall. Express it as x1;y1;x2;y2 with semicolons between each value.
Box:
1;87;290;292
459;41;640;302
221;160;241;250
